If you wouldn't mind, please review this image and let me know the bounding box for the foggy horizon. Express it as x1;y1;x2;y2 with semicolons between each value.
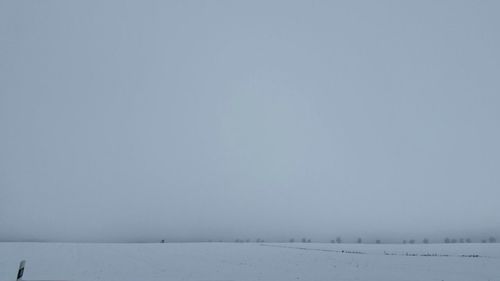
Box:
1;1;499;244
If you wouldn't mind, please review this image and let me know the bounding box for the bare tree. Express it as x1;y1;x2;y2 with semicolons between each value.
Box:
423;238;429;244
357;238;362;244
336;237;342;244
489;237;497;243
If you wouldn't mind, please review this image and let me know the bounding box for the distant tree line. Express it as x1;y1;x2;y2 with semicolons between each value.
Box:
444;237;497;244
157;235;498;244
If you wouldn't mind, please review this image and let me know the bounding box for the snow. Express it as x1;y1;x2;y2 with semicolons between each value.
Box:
1;242;499;281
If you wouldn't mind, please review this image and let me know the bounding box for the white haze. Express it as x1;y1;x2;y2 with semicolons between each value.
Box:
1;1;499;243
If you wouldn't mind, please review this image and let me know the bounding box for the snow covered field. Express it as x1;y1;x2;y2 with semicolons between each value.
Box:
1;242;499;281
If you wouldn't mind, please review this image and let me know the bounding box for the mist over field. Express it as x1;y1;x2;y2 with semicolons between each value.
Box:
1;1;499;244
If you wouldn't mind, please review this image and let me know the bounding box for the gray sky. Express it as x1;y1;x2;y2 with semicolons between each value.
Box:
1;1;499;243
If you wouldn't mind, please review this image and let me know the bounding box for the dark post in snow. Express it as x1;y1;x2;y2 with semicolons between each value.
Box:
17;260;25;281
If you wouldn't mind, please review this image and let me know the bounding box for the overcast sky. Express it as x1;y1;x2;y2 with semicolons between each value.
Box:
1;1;499;243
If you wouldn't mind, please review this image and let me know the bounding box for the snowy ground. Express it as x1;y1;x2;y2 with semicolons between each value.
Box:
0;242;499;281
